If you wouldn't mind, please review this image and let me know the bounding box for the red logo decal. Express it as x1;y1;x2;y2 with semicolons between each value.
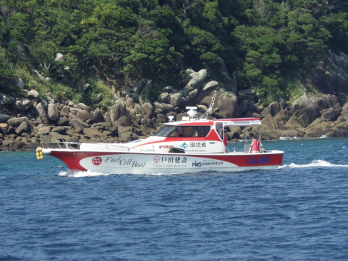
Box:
153;156;160;164
92;157;102;165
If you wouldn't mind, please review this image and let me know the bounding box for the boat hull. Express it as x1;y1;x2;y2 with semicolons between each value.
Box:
47;149;284;174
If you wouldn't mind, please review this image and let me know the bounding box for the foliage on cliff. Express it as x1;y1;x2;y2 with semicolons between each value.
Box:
1;0;348;104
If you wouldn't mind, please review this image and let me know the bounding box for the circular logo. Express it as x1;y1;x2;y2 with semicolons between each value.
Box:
153;156;160;164
92;157;102;166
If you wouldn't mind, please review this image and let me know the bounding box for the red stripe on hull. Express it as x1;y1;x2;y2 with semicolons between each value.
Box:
50;151;114;171
50;150;283;172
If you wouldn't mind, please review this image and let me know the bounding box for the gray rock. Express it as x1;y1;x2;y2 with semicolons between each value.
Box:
239;100;250;116
305;119;332;138
76;103;90;112
11;98;32;111
77;110;96;123
57;117;69;126
153;102;173;114
163;86;173;92
82;83;90;91
183;69;207;96
7;117;29;127
140;80;153;95
117;116;131;127
15;78;25;89
27;90;40;100
52;126;67;134
0;92;15;105
61;106;70;117
83;128;102;137
320;108;341;121
125;97;134;110
0;114;11;123
289;105;320;128
93;109;105;123
186;89;199;104
33;70;46;81
36;100;49;123
214;91;238;118
15;121;30;135
134;81;143;93
238;88;256;96
134;104;144;115
118;126;138;142
48;103;59;121
156;114;166;123
169;92;183;108
69;118;89;130
158;92;170;103
55;53;66;62
203;81;218;91
109;99;127;122
141;103;154;117
217;57;237;92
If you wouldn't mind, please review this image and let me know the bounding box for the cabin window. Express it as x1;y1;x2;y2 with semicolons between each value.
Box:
169;126;210;137
153;125;176;137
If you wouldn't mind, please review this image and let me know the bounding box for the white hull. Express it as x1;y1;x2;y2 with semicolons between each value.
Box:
45;148;283;175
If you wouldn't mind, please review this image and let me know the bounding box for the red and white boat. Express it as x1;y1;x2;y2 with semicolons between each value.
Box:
36;103;284;175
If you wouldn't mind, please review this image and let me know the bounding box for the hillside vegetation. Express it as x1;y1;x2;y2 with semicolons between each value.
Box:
1;0;348;106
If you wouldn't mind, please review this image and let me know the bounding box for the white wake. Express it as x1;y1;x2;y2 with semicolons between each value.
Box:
280;159;348;169
58;170;109;177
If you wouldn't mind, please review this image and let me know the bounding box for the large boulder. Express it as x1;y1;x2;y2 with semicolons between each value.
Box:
15;78;25;89
0;92;15;105
305;118;333;138
158;92;170;103
11;98;32;111
0;114;11;123
76;110;98;123
48;103;59;121
36;100;49;124
26;90;40;107
15;121;30;135
292;93;335;112
140;80;153;95
7;117;29;127
57;117;69;126
217;57;237;93
214;91;238;118
109;99;127;122
183;69;207;96
141;103;154;117
153;102;173;114
320;107;341;121
69;118;89;132
118;126;138;142
273;108;293;129
76;103;90;112
117;116;131;127
286;105;320;128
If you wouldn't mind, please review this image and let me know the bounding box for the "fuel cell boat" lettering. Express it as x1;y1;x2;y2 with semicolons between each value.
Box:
105;156;146;167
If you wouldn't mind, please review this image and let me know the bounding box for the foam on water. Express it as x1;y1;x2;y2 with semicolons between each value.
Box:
58;170;109;177
280;159;348;169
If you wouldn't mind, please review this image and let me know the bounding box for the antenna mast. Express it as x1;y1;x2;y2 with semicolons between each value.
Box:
199;91;217;120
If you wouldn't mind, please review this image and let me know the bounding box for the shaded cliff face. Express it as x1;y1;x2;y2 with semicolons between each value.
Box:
2;56;348;151
308;51;348;94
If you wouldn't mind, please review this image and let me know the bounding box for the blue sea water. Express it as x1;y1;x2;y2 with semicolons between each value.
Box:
1;138;348;260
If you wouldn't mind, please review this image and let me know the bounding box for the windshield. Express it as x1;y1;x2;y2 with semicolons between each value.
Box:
152;125;210;137
152;125;176;137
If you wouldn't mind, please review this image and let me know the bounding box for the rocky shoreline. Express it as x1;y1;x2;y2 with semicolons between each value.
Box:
1;67;348;152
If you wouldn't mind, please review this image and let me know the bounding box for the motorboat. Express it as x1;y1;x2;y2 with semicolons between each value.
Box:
36;95;284;175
